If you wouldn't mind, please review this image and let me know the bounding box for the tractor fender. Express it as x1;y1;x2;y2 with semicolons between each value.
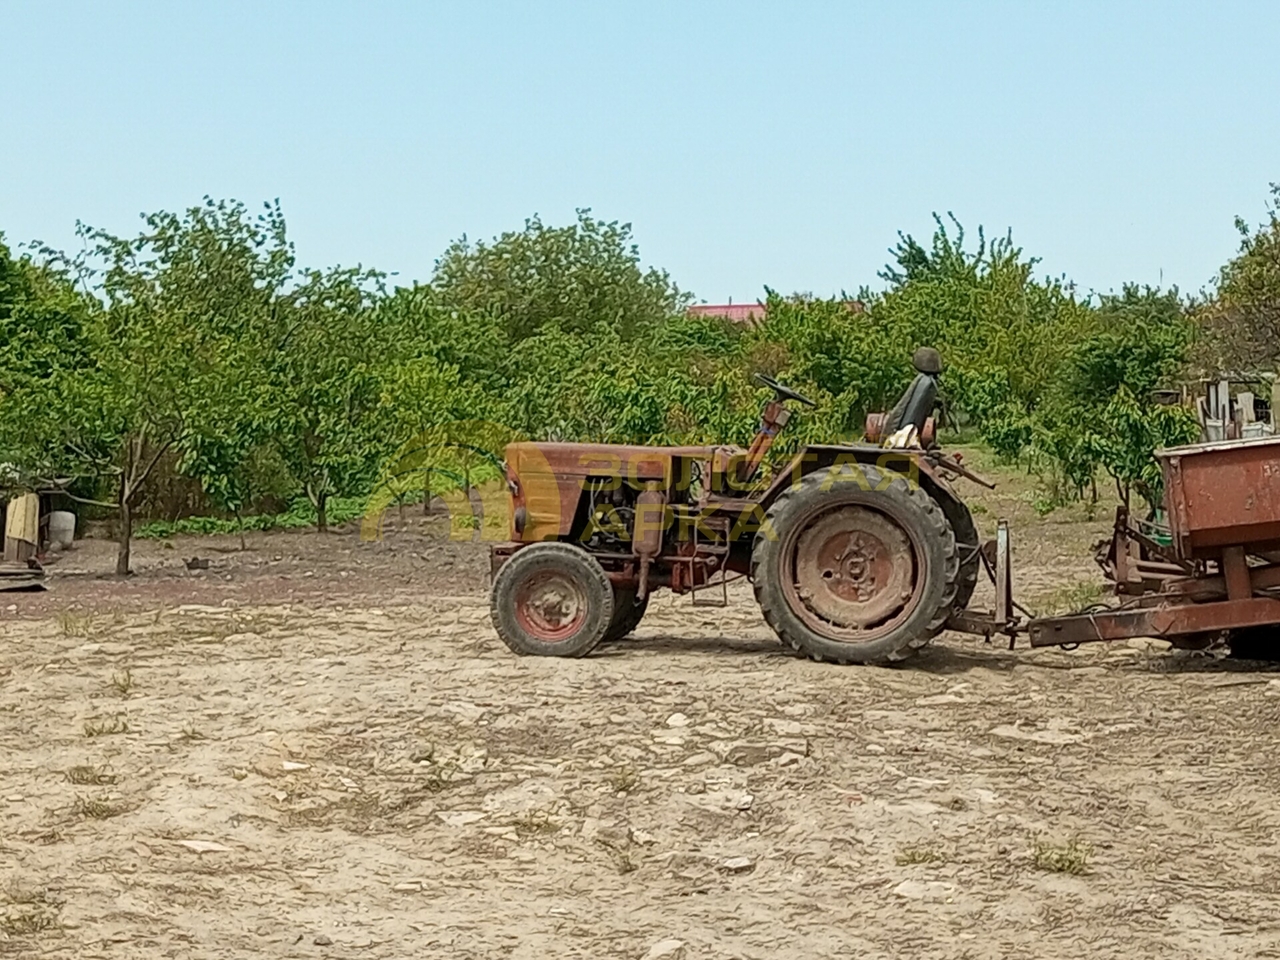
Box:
761;444;977;552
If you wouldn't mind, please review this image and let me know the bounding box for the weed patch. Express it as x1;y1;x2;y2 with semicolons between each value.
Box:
1034;838;1092;874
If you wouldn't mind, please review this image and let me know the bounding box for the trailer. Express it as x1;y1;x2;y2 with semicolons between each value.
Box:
954;435;1280;653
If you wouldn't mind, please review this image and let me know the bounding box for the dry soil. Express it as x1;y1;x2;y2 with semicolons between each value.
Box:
3;455;1280;959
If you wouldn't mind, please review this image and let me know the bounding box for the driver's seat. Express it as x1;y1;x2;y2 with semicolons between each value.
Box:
881;347;941;439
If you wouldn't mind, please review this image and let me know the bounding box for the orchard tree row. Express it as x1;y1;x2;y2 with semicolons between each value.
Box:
4;191;1280;572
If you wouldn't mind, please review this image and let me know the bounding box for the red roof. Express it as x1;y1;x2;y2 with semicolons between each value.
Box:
687;303;767;323
688;300;864;326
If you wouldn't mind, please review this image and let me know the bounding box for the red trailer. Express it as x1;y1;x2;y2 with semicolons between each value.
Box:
959;435;1280;652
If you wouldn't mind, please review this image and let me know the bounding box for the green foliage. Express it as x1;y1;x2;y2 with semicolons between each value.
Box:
0;234;93;388
1028;287;1198;510
1200;183;1280;369
268;265;387;531
135;496;369;539
431;209;691;340
0;199;1216;566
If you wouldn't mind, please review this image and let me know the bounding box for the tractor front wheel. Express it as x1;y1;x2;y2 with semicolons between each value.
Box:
490;543;615;657
751;463;958;665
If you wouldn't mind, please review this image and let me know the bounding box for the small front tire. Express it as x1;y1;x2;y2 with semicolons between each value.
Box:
490;543;615;657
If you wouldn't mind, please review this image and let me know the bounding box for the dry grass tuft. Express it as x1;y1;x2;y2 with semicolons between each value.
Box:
109;668;135;696
56;611;92;638
1;881;54;907
895;843;943;866
65;765;118;786
0;906;58;936
1034;838;1092;875
606;763;640;794
1038;579;1108;616
83;715;130;738
511;808;560;838
73;795;125;820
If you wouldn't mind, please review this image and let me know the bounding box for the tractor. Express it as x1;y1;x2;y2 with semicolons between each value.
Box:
487;348;988;664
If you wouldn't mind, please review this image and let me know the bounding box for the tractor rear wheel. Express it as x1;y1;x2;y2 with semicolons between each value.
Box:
751;463;958;665
603;587;649;642
490;543;615;657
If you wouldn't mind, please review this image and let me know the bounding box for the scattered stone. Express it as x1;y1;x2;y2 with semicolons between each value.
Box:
720;856;755;874
1126;638;1171;652
313;934;333;946
630;828;657;846
775;751;805;767
865;744;886;754
916;693;965;706
281;761;310;772
733;793;754;811
176;839;232;854
762;717;805;736
666;712;690;727
685;781;706;795
231;768;249;781
5;795;23;803
725;739;808;766
892;879;954;902
642;939;686;960
595;824;631;849
392;881;423;893
990;722;1084;745
682;751;717;766
437;810;485;827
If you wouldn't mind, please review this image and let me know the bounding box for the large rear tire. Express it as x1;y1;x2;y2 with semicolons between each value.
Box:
941;498;980;615
751;463;958;664
490;543;614;657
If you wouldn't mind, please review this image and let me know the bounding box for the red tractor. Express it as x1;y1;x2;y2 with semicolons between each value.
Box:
488;349;986;664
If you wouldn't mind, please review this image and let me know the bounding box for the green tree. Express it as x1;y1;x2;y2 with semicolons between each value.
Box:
1199;183;1280;369
0;201;290;573
1032;286;1197;510
431;209;691;341
269;266;386;532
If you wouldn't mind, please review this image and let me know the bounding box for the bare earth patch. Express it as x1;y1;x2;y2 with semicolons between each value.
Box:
3;467;1280;957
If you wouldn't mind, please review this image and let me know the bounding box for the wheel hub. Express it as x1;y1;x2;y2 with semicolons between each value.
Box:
792;507;917;633
515;572;586;641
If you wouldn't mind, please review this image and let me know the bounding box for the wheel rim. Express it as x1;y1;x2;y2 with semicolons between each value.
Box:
782;504;923;642
514;570;587;642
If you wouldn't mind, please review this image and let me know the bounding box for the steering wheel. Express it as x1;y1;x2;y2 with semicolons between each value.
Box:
754;373;817;407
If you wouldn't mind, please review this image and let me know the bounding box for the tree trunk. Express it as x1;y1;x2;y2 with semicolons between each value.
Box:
116;495;133;576
316;493;328;533
423;467;431;515
235;509;247;551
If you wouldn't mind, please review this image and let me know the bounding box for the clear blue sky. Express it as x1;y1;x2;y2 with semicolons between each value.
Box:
2;1;1277;302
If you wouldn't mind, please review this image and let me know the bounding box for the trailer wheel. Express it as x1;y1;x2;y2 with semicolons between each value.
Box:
752;463;958;664
489;543;615;657
603;588;649;642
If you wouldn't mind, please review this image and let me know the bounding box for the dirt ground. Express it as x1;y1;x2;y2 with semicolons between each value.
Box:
4;455;1280;958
